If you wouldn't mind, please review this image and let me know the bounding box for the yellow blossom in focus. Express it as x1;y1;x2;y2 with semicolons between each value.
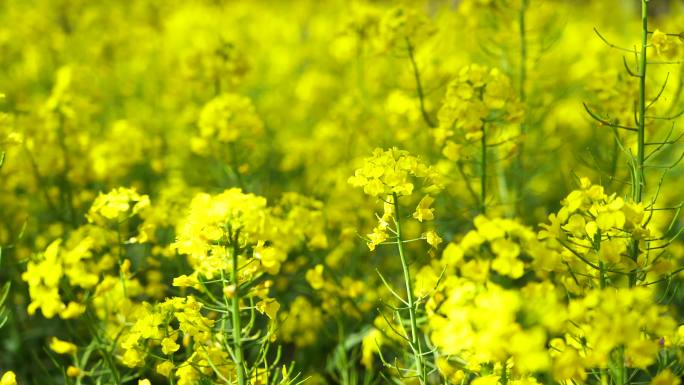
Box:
256;298;280;320
161;337;180;355
413;195;435;222
156;361;174;377
49;337;77;355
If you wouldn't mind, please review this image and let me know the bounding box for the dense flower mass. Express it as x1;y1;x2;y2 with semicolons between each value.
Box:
2;1;684;385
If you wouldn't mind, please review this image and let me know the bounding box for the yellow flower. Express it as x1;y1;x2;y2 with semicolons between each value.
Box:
59;302;86;319
222;284;236;298
366;226;388;251
122;348;144;368
652;29;674;56
138;380;151;385
0;372;16;385
424;230;442;248
49;337;77;355
256;298;280;320
254;244;287;275
66;366;81;377
552;348;586;382
305;265;325;290
651;370;681;385
161;337;180;355
172;274;199;288
442;243;464;265
436;358;465;383
625;339;658;369
442;140;462;161
413;195;435;222
197;93;263;143
472;375;500;385
361;328;383;369
156;361;175;377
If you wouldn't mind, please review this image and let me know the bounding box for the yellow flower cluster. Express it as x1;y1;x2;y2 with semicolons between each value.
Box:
172;189;269;278
426;214;682;383
538;177;674;291
173;189;327;279
118;296;217;376
3;1;684;384
377;7;436;51
87;187;150;225
279;296;325;348
560;287;677;370
436;64;523;147
348;147;441;197
195;93;263;146
441;215;550;281
428;280;553;376
21;233;109;319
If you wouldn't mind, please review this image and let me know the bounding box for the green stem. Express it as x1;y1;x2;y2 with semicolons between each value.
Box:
117;225;127;298
336;319;350;385
617;347;627;385
630;0;649;287
391;193;426;385
56;112;77;227
635;0;648;203
231;243;246;385
229;142;246;190
406;38;436;129
481;124;487;215
514;0;528;216
518;0;527;106
84;308;121;385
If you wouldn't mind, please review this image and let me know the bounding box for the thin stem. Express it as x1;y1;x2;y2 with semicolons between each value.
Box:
405;38;436;128
635;0;648;203
117;225;127;298
481;124;487;215
56;112;78;227
391;193;426;385
518;0;527;106
229;142;245;190
231;242;246;385
84;308;121;385
629;0;649;287
513;0;528;216
456;160;480;207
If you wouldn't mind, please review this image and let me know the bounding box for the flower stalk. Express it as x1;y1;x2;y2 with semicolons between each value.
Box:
392;192;426;384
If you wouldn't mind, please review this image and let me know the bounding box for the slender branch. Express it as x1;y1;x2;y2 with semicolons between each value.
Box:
583;103;638;132
594;27;638;53
405;38;436;129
